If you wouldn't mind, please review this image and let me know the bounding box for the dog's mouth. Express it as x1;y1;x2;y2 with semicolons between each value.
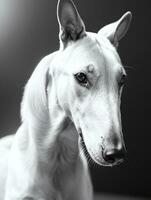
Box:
79;132;90;157
79;131;108;166
79;131;94;164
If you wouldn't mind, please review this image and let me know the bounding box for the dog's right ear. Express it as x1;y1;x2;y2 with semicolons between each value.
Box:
57;0;86;48
98;12;132;48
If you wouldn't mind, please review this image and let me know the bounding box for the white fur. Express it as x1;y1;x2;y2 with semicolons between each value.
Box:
0;1;131;199
0;33;122;200
1;51;93;200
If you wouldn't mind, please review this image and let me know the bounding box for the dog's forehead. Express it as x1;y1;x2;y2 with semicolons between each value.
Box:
96;34;123;71
65;33;123;75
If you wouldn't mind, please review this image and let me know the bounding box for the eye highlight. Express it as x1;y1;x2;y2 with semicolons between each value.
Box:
74;72;89;87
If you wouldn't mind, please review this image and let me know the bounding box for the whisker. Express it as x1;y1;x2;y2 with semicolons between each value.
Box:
124;65;135;71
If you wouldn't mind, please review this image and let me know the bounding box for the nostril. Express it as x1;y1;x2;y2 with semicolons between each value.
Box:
103;148;125;164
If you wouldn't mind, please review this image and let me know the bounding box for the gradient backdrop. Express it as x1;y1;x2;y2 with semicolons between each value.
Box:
0;0;150;198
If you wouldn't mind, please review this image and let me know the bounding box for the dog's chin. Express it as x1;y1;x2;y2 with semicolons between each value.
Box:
78;132;122;167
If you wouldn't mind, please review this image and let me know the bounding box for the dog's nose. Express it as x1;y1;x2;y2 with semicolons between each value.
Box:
103;148;126;164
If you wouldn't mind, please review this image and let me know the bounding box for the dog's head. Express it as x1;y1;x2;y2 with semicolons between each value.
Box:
49;0;132;166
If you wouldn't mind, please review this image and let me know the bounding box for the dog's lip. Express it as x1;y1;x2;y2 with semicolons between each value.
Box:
79;131;83;139
78;131;86;149
78;131;93;161
78;131;104;165
79;131;103;164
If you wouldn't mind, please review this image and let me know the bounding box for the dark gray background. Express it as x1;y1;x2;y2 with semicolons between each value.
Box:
0;0;150;198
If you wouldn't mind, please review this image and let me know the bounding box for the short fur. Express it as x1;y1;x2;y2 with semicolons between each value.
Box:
0;0;132;199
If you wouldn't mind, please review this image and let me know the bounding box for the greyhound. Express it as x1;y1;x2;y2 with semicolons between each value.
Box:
0;0;132;199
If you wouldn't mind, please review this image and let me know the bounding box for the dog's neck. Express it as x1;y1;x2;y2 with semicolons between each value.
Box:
15;54;81;197
19;104;80;172
34;108;79;165
19;97;79;182
13;104;80;198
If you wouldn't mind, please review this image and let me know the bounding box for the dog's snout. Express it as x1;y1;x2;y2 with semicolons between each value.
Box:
103;148;126;164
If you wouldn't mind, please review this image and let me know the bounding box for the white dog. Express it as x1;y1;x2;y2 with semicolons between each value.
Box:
0;0;132;199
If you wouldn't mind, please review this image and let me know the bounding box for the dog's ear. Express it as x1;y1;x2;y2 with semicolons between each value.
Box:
98;12;132;48
57;0;86;47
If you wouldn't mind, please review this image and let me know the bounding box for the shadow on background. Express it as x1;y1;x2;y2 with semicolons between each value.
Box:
0;0;150;198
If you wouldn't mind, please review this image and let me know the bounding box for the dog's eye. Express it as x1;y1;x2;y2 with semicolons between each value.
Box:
74;72;88;86
119;74;127;87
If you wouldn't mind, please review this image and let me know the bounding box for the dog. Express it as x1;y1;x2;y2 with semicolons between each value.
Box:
0;0;132;199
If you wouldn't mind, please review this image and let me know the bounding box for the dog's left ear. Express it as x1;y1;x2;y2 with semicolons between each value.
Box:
57;0;86;47
98;12;132;48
